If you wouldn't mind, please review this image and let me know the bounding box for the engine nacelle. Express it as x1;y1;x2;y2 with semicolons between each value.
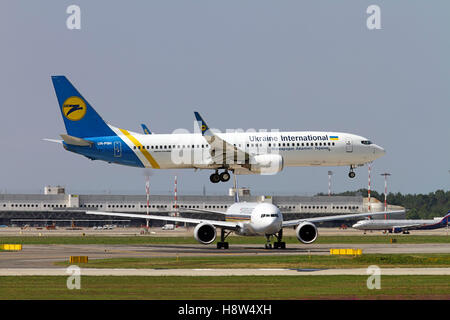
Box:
295;222;318;244
250;154;284;175
194;223;217;245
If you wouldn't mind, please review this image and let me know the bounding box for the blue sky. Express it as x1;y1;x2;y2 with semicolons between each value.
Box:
0;1;448;196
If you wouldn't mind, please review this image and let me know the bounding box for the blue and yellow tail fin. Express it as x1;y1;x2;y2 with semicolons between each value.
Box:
141;124;152;134
194;111;212;136
51;76;115;138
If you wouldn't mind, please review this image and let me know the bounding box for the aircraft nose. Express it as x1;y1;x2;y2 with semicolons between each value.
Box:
372;144;385;157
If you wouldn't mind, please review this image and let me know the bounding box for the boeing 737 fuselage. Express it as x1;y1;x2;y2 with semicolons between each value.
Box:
50;76;386;183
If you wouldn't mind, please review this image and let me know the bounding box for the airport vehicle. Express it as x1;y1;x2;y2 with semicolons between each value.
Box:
162;224;175;230
352;211;450;234
87;191;403;249
49;76;386;183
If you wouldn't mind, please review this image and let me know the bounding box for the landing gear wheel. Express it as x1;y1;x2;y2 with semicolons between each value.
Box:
274;229;286;249
210;172;220;183
217;229;230;249
274;242;286;249
348;171;356;178
220;171;230;182
264;234;273;249
217;242;229;249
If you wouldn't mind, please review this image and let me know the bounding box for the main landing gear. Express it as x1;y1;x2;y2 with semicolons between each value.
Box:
265;230;286;250
210;170;230;183
348;165;356;178
217;228;231;249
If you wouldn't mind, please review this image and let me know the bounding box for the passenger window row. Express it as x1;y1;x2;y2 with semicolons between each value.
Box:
133;142;336;150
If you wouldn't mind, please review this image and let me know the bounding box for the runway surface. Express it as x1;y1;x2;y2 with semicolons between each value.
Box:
1;228;449;277
1;267;450;276
1;243;450;269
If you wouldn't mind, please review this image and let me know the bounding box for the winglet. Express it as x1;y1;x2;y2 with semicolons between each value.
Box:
194;111;212;136
141;124;152;135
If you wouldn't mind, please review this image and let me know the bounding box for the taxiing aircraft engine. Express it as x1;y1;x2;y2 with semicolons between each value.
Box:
194;223;217;245
295;222;318;244
250;154;284;175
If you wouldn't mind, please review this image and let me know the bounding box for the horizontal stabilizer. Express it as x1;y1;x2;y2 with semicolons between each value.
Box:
43;138;63;144
60;134;93;146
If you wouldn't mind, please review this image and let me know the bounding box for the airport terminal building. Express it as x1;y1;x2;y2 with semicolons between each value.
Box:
0;186;404;227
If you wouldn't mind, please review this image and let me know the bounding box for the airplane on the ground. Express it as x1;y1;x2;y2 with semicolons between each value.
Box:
352;211;450;234
87;203;403;249
87;175;403;249
50;75;386;183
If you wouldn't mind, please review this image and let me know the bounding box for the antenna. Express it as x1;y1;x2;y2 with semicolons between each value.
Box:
380;172;391;219
145;175;150;228
233;173;240;203
174;175;179;217
327;171;333;196
367;162;372;212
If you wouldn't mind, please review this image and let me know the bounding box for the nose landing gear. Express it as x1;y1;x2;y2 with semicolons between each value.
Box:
265;230;286;250
348;165;356;178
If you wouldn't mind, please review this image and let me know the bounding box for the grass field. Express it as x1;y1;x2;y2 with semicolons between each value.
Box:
0;275;448;299
0;235;449;245
54;254;450;269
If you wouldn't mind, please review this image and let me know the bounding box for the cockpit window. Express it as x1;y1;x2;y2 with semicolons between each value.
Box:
361;140;372;145
261;214;279;218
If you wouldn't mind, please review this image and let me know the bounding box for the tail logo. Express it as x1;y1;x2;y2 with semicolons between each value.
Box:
62;96;86;121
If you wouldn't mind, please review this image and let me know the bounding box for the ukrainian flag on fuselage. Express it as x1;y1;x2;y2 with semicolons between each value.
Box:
51;76;116;138
330;136;339;141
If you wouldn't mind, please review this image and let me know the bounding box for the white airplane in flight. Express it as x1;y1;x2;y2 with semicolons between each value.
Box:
50;75;386;183
87;184;403;249
352;211;450;234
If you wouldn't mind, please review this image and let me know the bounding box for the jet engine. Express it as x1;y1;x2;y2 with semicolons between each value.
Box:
249;154;284;175
194;223;217;244
295;222;318;244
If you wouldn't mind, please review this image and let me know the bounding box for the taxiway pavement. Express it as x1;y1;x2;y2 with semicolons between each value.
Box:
1;243;450;268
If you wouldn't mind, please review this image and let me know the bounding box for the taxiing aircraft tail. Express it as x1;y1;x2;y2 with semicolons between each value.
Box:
51;76;115;138
441;211;450;225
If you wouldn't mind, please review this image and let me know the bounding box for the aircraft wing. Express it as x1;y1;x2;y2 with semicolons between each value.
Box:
282;210;405;228
184;208;227;215
86;211;239;229
194;112;250;167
